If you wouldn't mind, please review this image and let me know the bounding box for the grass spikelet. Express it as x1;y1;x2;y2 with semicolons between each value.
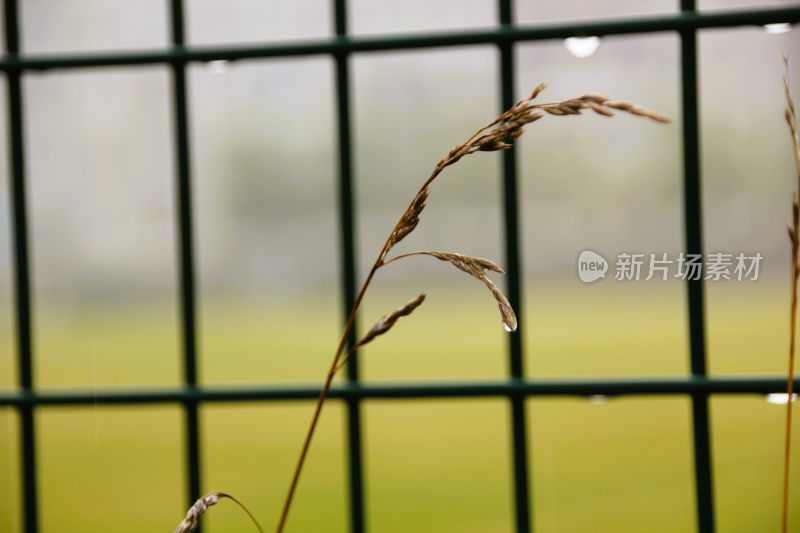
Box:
427;252;516;332
426;251;505;277
383;250;514;331
529;81;548;100
482;276;517;333
174;491;263;533
387;188;428;252
536;97;670;123
333;293;427;373
356;293;427;349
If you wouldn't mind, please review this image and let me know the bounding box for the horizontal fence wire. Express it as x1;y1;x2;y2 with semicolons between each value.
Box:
0;7;797;71
0;377;797;407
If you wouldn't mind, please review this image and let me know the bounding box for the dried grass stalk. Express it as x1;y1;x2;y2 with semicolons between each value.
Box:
782;54;800;533
275;82;669;533
174;491;263;533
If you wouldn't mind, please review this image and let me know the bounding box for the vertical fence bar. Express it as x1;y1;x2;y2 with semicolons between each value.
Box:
333;1;366;531
168;0;202;518
498;1;531;532
4;1;38;530
679;1;715;531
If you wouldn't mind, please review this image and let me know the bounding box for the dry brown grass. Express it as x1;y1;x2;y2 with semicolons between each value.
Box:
173;491;262;533
272;83;668;533
173;82;669;533
782;54;800;533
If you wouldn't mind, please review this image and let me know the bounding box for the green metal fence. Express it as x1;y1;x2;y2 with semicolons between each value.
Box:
2;1;800;532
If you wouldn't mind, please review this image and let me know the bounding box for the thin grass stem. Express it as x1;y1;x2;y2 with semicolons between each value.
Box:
782;54;800;533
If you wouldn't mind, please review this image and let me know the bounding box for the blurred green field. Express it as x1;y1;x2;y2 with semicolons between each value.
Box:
0;282;799;532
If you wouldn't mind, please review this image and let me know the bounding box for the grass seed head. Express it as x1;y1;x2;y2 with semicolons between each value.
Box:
356;293;427;348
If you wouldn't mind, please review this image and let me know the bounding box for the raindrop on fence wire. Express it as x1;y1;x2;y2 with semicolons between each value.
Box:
764;23;792;35
766;393;798;405
206;60;230;74
564;36;602;58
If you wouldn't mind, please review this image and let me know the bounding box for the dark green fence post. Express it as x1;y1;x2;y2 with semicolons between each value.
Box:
332;1;367;532
498;1;532;532
4;0;38;530
679;1;715;531
168;0;203;520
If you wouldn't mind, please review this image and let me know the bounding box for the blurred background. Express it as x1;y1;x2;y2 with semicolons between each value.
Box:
1;0;800;531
